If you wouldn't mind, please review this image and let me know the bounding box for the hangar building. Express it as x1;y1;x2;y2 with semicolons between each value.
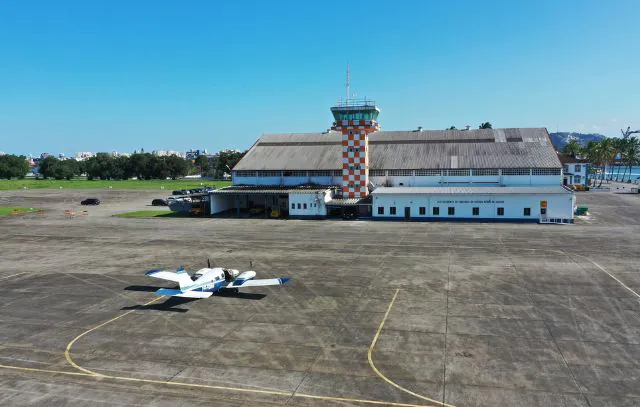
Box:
211;100;575;223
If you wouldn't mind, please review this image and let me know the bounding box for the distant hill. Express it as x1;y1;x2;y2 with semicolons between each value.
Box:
549;132;606;150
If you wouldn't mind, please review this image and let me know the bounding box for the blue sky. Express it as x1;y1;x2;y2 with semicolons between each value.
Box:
1;0;639;156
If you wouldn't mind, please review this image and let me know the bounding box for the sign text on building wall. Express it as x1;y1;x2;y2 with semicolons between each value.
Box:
436;200;505;204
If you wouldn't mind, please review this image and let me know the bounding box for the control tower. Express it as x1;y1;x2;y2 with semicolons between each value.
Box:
330;99;380;199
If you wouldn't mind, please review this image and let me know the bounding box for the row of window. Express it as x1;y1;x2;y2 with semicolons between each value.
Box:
291;202;317;210
235;168;562;177
370;168;561;177
563;164;583;172
377;206;533;217
234;170;343;177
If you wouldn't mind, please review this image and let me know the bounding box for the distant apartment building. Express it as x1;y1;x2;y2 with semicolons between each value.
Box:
152;150;184;158
185;149;212;160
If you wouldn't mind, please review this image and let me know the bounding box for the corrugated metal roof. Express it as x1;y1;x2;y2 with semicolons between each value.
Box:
211;186;331;195
234;128;560;171
371;186;573;195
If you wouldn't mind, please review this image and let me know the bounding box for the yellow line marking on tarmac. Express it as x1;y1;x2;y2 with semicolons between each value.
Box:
60;294;435;407
575;255;640;300
0;272;27;281
64;296;163;376
368;289;455;407
0;362;435;406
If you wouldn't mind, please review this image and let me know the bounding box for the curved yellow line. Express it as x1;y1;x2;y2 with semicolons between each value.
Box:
62;295;436;406
368;289;455;407
64;296;163;376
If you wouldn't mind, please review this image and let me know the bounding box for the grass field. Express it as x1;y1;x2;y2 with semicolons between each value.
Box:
114;210;185;218
0;179;231;191
0;207;40;217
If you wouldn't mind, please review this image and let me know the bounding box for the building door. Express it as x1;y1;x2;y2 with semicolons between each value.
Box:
404;207;411;220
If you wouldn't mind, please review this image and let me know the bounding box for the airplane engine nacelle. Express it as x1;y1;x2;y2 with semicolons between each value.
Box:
235;271;256;283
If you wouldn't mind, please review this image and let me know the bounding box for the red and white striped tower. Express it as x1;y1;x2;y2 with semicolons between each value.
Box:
330;100;380;199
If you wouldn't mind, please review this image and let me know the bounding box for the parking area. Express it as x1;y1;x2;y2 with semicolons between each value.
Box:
0;189;639;406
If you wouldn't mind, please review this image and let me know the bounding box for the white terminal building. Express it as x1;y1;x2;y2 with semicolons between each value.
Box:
210;100;575;223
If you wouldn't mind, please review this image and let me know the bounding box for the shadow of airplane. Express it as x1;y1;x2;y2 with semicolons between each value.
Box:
122;286;266;312
124;285;166;292
121;296;199;313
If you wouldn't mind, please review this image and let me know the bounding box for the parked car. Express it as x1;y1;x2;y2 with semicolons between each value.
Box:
151;198;168;206
81;198;100;205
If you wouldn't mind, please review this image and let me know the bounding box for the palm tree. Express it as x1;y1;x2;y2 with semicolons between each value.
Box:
622;137;640;182
612;138;626;181
598;138;616;187
562;138;582;158
583;141;600;186
479;122;492;129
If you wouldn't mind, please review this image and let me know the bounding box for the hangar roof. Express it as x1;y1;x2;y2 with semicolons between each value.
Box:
371;186;573;195
234;128;561;171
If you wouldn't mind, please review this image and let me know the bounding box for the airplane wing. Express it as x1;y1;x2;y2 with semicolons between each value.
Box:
146;267;192;289
155;288;213;299
228;277;291;288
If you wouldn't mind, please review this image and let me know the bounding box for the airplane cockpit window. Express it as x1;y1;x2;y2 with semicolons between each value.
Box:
191;274;200;281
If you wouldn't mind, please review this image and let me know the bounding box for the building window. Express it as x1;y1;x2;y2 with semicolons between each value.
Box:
388;169;413;176
472;207;479;216
575;175;581;184
563;165;569;173
378;207;384;215
370;169;385;177
415;169;441;176
390;207;396;215
447;169;470;176
308;170;333;177
291;203;295;210
297;203;301;209
532;168;561;176
497;207;504;216
419;207;426;215
257;170;281;177
448;207;455;216
502;168;530;176
234;170;256;177
575;164;581;172
433;207;440;215
303;203;307;209
541;208;547;215
283;170;307;177
524;208;531;216
473;169;499;176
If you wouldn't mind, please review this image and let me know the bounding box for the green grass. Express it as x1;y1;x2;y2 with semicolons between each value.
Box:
0;207;40;217
0;179;231;191
115;210;186;218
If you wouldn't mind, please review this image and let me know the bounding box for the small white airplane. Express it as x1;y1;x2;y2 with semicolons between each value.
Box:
145;260;291;298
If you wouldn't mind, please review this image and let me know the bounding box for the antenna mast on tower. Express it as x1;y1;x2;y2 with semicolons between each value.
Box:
345;63;351;103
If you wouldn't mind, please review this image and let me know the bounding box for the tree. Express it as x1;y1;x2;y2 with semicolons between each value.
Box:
166;155;188;179
214;150;247;179
0;154;29;179
562;138;582;158
479;122;492;129
194;155;211;175
612;138;626;181
38;156;59;179
447;126;457;130
621;137;640;183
